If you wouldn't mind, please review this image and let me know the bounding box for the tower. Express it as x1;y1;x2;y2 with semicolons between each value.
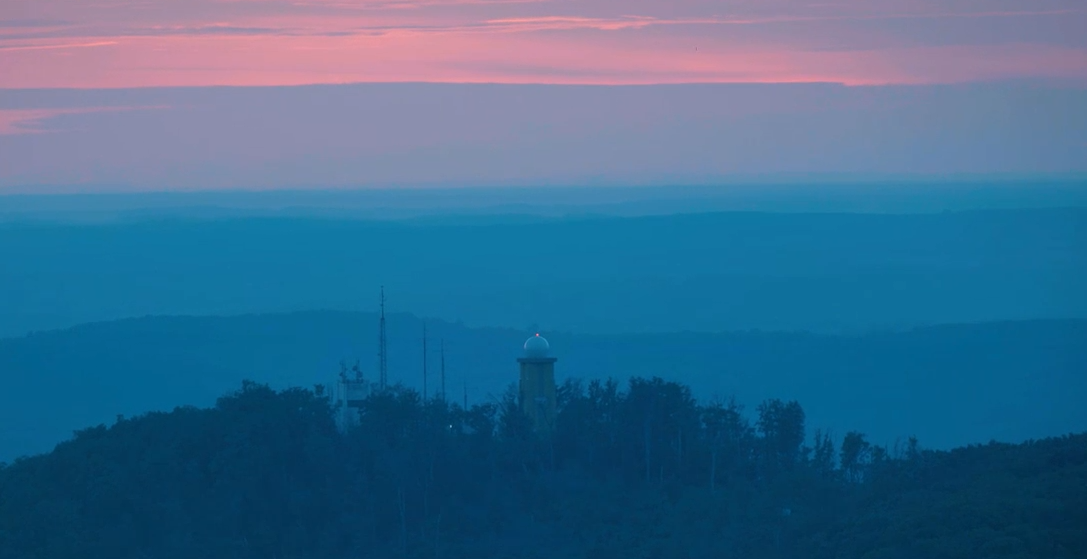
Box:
440;338;447;402
517;333;557;435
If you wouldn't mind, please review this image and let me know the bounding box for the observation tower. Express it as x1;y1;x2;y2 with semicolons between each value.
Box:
518;333;557;435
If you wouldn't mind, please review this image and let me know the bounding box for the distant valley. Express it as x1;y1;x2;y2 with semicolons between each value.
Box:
1;207;1084;337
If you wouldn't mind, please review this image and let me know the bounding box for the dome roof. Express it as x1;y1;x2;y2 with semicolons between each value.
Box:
523;333;550;358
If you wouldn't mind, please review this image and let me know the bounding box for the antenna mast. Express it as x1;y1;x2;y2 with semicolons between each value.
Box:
463;379;468;409
422;322;428;400
378;286;388;390
440;339;447;402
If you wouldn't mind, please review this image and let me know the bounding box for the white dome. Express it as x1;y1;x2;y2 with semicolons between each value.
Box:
523;333;550;358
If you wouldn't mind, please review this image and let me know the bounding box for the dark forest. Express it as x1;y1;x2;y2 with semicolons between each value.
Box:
2;378;1083;559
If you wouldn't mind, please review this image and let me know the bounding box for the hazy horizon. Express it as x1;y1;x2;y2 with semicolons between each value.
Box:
3;82;1086;190
4;179;1087;224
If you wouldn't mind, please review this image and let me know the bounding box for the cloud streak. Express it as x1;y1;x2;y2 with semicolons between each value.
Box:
0;41;118;51
0;105;169;135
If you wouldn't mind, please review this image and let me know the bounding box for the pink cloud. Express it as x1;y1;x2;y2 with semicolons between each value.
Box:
0;108;96;135
0;106;169;135
0;0;1084;87
0;41;118;52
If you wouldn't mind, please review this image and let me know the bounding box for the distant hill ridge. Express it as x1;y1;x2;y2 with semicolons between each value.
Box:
1;312;1084;462
2;208;1085;337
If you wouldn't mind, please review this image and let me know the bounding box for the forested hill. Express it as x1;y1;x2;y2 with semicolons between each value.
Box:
1;313;1085;462
0;380;1083;559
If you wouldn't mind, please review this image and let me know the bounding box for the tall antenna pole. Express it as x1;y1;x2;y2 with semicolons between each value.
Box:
463;379;468;410
422;322;428;401
378;286;388;390
440;339;447;402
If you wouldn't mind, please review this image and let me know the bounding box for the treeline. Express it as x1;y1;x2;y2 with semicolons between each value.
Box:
1;377;1084;559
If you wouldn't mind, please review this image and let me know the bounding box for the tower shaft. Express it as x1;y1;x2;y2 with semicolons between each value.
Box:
517;356;557;436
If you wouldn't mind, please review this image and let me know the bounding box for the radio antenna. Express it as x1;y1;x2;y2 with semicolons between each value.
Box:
440;339;447;402
378;286;388;390
422;322;428;400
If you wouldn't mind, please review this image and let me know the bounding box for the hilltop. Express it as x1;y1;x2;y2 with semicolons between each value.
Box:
1;312;1084;461
1;380;1084;559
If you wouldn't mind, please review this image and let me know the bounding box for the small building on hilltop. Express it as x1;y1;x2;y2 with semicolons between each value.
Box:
332;362;371;430
330;331;559;436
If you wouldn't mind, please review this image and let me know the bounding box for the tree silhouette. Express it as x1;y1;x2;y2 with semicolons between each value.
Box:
0;377;1084;559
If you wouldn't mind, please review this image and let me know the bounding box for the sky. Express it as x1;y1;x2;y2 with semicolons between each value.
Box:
1;0;1086;190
